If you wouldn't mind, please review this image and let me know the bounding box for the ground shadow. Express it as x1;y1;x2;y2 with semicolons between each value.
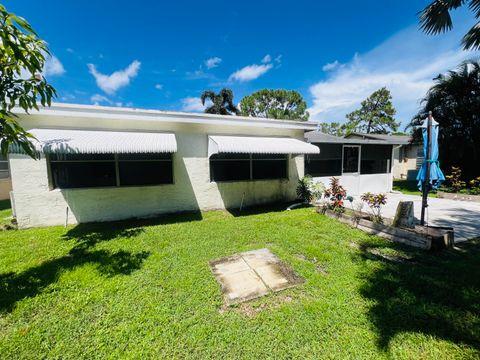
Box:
0;221;154;313
355;239;480;350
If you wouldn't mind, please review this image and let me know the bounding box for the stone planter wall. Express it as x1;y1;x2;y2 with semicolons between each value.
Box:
437;191;480;203
321;209;454;251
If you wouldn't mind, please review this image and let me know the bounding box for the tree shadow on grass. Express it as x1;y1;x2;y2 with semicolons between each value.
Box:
355;239;480;351
0;222;152;313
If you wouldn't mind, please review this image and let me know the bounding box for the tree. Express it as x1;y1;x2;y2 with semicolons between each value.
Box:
239;89;309;121
345;87;398;134
408;60;480;180
0;4;56;158
419;0;480;50
319;122;347;137
200;88;239;115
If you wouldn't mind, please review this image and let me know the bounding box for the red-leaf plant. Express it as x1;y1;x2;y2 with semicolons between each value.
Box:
324;177;347;212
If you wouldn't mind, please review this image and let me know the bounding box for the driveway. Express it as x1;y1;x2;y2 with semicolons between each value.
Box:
378;193;480;242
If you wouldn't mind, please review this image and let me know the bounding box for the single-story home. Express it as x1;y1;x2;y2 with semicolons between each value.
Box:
344;133;422;180
304;131;408;195
9;103;319;228
0;155;11;200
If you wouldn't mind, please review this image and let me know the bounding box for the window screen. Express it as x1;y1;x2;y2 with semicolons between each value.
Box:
305;143;342;177
343;146;360;173
210;153;287;182
0;155;9;179
360;145;392;174
49;153;173;189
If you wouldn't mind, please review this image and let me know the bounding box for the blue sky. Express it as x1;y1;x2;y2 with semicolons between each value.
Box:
4;0;479;127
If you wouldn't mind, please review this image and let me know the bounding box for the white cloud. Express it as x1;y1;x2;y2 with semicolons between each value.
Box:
322;60;342;72
43;55;65;77
308;24;479;127
261;54;272;63
66;48;74;53
90;94;112;106
155;83;163;90
205;57;222;69
88;60;141;94
229;63;273;82
181;97;206;112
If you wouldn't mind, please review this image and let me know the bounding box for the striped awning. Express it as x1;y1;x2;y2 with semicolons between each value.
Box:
208;135;319;157
17;128;177;154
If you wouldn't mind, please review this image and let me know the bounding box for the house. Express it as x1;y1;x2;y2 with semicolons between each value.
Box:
345;133;422;180
8;103;319;228
0;155;11;200
304;131;408;195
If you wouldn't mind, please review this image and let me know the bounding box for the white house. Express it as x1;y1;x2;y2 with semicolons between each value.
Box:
9;103;319;228
304;131;407;195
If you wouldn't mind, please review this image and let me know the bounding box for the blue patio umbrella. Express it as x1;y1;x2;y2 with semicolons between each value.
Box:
417;112;445;225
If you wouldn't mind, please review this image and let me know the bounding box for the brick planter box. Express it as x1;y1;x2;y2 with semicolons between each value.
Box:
437;191;480;203
319;209;454;251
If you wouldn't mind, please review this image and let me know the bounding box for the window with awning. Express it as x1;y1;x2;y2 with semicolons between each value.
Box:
208;135;319;182
20;129;177;189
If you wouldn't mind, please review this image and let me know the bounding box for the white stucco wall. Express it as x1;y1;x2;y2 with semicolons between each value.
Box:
10;117;305;228
313;173;393;197
393;144;420;180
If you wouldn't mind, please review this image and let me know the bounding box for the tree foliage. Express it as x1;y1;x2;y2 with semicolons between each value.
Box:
200;88;239;115
408;60;480;180
239;89;309;121
419;0;480;50
345;87;398;134
0;4;56;158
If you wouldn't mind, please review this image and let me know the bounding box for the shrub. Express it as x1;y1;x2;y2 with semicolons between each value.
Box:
324;177;347;211
296;176;325;204
360;192;387;224
446;166;466;192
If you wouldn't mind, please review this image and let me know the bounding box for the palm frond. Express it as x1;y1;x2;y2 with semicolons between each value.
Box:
200;90;215;105
419;0;464;34
462;21;480;49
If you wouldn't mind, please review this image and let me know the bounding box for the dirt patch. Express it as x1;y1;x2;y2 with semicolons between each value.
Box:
219;294;294;318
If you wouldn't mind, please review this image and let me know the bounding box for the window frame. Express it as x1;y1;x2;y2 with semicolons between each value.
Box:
209;153;289;183
342;145;361;175
0;155;10;180
48;153;174;190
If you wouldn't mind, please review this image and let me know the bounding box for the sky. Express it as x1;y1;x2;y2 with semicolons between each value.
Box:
4;0;479;128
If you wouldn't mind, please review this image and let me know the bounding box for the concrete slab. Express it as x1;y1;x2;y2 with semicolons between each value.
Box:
210;248;303;305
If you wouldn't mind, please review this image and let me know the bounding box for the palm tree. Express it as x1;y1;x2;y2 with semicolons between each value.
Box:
409;60;480;180
419;0;480;50
200;88;239;115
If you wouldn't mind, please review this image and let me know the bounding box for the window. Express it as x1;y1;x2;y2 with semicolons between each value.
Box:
342;146;360;173
305;143;342;177
49;153;173;189
0;155;9;179
210;153;288;182
360;145;392;174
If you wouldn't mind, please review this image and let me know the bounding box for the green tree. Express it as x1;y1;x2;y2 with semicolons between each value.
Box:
200;88;239;115
0;4;56;158
409;60;480;180
345;87;398;134
419;0;480;50
239;89;309;121
319;122;347;137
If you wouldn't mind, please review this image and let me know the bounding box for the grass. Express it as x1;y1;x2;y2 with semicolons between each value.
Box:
0;204;479;359
393;179;438;197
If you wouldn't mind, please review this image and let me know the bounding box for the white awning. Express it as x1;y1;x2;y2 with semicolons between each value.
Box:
23;128;177;154
208;135;319;157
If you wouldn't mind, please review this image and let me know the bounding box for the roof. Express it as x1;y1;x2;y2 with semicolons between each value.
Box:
208;136;319;157
13;103;319;131
345;132;412;145
17;128;177;154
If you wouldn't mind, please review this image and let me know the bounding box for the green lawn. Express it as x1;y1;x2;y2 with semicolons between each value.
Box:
0;205;479;359
393;179;438;197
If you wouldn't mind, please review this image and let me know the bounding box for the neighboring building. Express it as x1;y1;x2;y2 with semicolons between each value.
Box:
304;131;407;195
9;103;319;228
345;133;422;180
0;155;12;200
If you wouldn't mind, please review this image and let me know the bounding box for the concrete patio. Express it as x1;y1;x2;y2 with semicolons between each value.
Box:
379;193;480;242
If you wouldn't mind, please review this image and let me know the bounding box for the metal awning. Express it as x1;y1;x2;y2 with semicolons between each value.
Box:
208;135;319;157
18;128;177;154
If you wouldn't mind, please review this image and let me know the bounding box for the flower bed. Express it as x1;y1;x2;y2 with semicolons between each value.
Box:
318;208;454;251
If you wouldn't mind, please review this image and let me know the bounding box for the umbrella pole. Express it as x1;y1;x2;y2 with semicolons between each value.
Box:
420;111;433;226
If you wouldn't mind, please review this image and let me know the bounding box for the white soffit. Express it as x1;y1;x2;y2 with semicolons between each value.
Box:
208;135;320;157
22;128;177;154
